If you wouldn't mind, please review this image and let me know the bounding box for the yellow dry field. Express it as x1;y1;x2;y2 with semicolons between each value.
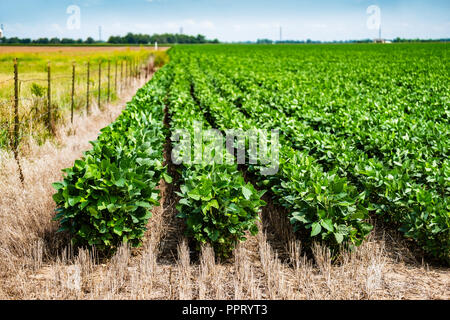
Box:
0;46;168;149
0;46;169;54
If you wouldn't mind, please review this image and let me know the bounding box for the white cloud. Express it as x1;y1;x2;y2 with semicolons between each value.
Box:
256;22;279;29
50;23;64;34
184;19;196;26
165;22;178;29
310;23;328;29
200;20;215;29
134;23;158;30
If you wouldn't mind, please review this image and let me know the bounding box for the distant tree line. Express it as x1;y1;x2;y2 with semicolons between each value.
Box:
0;33;219;44
107;32;219;44
392;37;450;43
256;39;273;44
257;38;343;44
257;38;365;44
0;37;98;44
255;38;450;44
2;34;448;45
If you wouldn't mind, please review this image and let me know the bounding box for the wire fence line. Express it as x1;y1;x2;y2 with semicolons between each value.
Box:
0;78;15;85
17;78;49;83
0;55;156;183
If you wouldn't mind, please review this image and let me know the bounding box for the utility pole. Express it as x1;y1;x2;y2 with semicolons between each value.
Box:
280;26;282;42
99;26;102;42
180;27;183;35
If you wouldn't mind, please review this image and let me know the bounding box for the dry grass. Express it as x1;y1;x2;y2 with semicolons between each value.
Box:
0;74;449;300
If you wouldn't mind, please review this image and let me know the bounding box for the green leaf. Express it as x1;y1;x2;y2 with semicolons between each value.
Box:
320;219;334;232
135;201;151;208
187;190;201;201
242;185;253;200
115;178;126;187
52;182;65;191
291;211;309;224
335;233;344;244
68;196;81;207
163;173;173;184
311;222;322;237
208;199;219;210
113;225;123;236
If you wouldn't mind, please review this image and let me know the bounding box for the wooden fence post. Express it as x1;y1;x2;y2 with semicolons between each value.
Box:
71;62;75;124
145;60;148;79
128;59;131;87
86;61;90;115
107;60;111;104
139;60;142;80
135;59;138;80
13;58;19;151
47;61;52;132
13;58;24;184
98;61;102;110
125;60;128;88
114;60;118;97
130;59;133;85
120;61;124;92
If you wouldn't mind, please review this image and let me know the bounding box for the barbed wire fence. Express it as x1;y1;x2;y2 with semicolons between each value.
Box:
0;54;156;185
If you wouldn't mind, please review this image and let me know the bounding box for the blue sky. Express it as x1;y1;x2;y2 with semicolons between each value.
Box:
0;0;449;41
